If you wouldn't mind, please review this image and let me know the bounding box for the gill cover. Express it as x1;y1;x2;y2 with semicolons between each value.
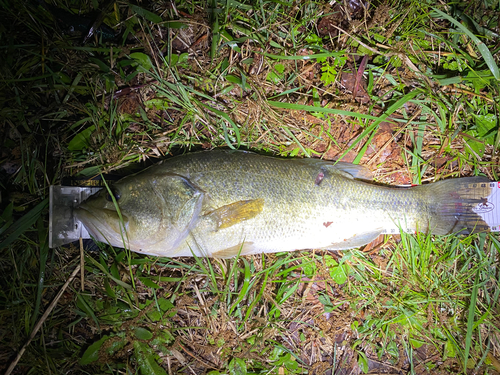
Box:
76;173;204;253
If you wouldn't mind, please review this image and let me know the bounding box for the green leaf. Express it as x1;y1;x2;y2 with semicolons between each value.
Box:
386;341;399;358
229;258;252;315
317;293;334;312
283;354;299;371
320;63;338;85
267;70;283;84
282;282;300;302
228;357;247;375
139;276;160;289
324;255;338;268
104;279;116;298
357;351;369;373
301;260;316;277
88;57;111;73
410;338;426;349
150;330;175;346
351;321;359;331
68;125;95;151
226;75;242;85
80;336;109;365
163;21;187;29
473;113;497;141
269;347;285;361
76;294;100;328
147;310;162;322
106;338;127;355
130;52;153;72
168;53;189;68
135;327;154;340
444;340;456;359
134;341;168;375
329;265;348;285
158;298;175;312
130;5;163;23
465;138;485;157
465;69;493;91
274;63;285;73
305;33;322;45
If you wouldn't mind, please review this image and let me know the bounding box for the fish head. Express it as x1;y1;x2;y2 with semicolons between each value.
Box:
75;172;204;253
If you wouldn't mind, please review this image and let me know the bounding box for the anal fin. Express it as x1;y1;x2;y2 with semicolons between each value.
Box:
212;242;255;258
322;229;383;250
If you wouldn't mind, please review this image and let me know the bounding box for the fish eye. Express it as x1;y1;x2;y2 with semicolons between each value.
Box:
106;188;121;202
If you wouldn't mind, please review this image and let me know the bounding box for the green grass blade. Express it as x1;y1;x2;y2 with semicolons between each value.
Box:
76;294;100;330
431;7;500;80
283;127;310;157
352;90;421;164
269;101;380;121
85;255;133;290
259;51;345;60
229;258;252;315
0;198;48;250
198;102;241;149
31;217;48;330
464;269;480;372
0;201;14;236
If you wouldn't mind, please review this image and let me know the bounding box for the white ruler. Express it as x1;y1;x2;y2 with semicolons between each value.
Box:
472;181;500;231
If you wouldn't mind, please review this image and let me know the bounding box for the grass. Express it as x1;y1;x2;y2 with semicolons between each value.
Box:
1;0;500;373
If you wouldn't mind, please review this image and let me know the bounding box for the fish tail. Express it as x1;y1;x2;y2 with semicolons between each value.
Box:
418;177;492;235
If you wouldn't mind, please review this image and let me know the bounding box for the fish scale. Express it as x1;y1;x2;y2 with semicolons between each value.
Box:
75;150;491;258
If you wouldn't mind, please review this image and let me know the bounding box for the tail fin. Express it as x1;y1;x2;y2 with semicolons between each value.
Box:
417;177;492;235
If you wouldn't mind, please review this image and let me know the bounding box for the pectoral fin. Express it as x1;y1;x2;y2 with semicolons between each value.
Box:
208;199;264;229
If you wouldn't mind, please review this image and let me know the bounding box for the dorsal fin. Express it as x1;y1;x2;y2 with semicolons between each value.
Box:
332;162;373;180
298;159;373;180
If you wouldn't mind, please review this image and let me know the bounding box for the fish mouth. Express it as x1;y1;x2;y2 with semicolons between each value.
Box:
75;206;129;247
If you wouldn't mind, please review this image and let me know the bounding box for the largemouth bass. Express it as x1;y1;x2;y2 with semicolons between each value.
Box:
75;150;491;258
